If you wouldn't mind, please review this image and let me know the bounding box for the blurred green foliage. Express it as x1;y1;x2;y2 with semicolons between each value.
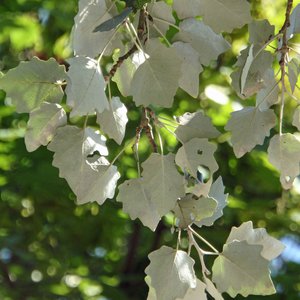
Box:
0;0;300;299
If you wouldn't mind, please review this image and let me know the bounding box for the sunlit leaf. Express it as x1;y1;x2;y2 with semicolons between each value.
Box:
268;133;300;189
145;246;197;300
25;103;67;152
0;57;66;113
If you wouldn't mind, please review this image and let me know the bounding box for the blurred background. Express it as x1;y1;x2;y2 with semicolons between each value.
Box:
0;0;300;299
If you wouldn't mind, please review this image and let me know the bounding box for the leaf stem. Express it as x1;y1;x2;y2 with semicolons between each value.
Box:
278;0;293;135
188;225;219;254
151;16;180;31
187;229;211;276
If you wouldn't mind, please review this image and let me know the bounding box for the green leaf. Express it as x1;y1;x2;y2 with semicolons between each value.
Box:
287;58;300;93
173;194;217;229
117;178;161;231
93;7;132;32
175;111;220;143
195;176;228;227
173;42;203;98
0;57;67;113
249;20;274;46
112;49;137;97
130;40;182;107
226;221;285;261
204;277;224;300
173;0;201;19
176;279;207;300
174;19;230;66
66;56;108;117
175;138;218;179
225;106;276;158
197;0;252;33
231;46;274;98
292;106;300;130
25;103;67;152
141;153;185;216
268;133;300;189
147;2;175;37
145;246;197;300
287;4;300;38
212;241;276;297
256;69;279;111
48;125;120;204
96;97;128;145
72;0;119;57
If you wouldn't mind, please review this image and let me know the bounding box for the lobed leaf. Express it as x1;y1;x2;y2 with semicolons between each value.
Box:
66;56;108;117
130;40;182;107
268;133;300;189
25;103;67;152
225;106;276;158
212;241;276;297
145;246;197;300
0;57;67;113
97;97;128;145
48;126;120;204
174;19;230;66
117;178;161;231
226;221;285;261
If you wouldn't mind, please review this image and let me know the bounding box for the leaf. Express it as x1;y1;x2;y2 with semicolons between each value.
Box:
93;7;132;32
198;0;252;33
268;133;300;189
172;0;201;19
240;44;254;95
231;46;274;97
48;125;120;204
287;4;300;39
173;194;217;229
225;107;276;158
175;111;220;143
145;246;197;300
195;176;228;227
112;49;137;97
176;279;207;300
287;58;300;93
130;40;182;107
256;69;279;111
0;57;67;113
72;0;119;58
117;178;161;231
96;97;128;145
226;221;285;261
175;138;218;179
147;2;175;37
204;277;224;300
25;103;67;152
174;19;230;66
249;20;274;46
173;42;203;97
292;106;300;130
212;241;276;297
141;153;185;216
66;56;108;117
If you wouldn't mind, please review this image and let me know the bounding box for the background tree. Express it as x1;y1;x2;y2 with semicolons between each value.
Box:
0;0;300;299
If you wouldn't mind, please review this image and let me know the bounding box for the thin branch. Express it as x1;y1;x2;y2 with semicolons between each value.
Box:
151;16;181;31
